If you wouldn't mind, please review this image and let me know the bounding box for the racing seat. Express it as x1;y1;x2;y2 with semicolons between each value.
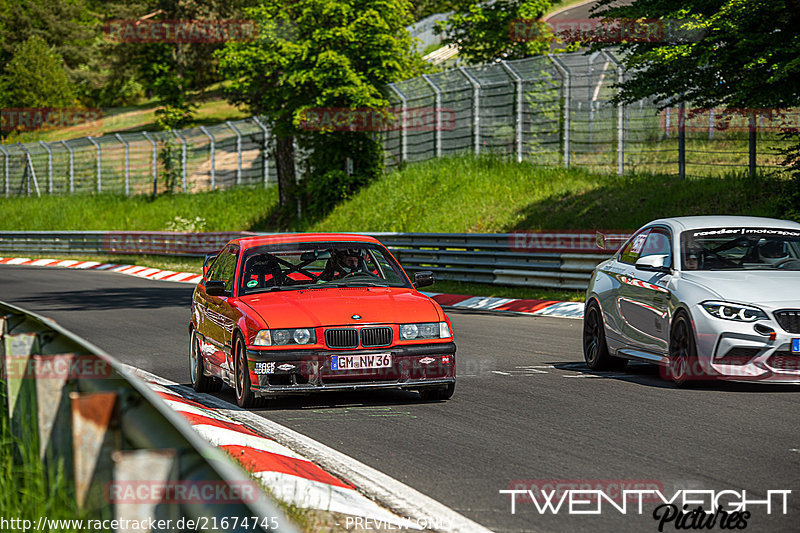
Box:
243;255;283;289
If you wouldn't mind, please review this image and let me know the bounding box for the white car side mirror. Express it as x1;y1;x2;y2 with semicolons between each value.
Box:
635;254;671;273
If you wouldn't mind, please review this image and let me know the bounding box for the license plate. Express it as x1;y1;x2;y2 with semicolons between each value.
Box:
331;353;392;371
792;339;800;353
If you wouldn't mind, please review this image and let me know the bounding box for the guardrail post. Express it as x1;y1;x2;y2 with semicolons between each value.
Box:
548;55;570;168
603;52;625;175
500;61;524;163
173;130;188;192
0;145;9;197
200;126;216;189
34;353;79;467
142;132;158;195
71;390;121;510
458;67;481;155
87;136;102;192
61;140;75;193
226;121;243;185
388;83;408;163
252;116;270;187
38;141;53;194
422;74;443;158
112;449;179;527
114;134;130;196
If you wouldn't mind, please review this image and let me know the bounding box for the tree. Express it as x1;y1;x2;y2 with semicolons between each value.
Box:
0;35;75;108
436;0;553;64
218;0;424;213
587;0;800;109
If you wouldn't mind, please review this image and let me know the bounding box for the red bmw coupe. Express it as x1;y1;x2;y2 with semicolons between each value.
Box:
189;233;456;407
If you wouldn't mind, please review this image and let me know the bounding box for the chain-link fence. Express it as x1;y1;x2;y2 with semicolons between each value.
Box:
3;50;798;198
384;50;798;177
0;118;277;197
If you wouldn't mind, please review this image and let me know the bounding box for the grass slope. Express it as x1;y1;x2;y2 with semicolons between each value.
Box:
0;156;789;233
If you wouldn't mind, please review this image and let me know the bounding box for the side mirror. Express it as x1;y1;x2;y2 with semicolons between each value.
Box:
203;253;218;277
635;254;671;273
413;271;434;288
205;280;229;296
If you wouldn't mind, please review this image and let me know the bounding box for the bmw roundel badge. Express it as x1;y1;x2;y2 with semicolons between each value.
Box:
352;314;362;320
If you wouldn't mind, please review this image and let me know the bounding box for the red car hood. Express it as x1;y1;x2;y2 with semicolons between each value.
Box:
238;286;440;328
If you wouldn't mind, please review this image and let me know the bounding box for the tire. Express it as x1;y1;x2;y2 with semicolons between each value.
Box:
234;336;266;408
419;382;455;401
189;330;223;393
583;301;628;371
667;313;700;387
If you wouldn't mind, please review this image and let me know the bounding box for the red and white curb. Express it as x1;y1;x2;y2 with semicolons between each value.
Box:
129;367;492;533
423;292;585;319
0;257;203;284
0;256;584;318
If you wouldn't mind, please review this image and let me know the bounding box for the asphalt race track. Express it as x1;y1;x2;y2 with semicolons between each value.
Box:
2;265;798;533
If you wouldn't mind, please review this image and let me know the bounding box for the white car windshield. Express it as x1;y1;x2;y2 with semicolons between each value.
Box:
681;227;800;270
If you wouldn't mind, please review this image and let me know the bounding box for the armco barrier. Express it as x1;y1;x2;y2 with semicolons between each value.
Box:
0;230;629;289
0;299;298;533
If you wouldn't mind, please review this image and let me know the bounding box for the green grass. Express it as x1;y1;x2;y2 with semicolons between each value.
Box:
0;393;97;532
0;187;277;231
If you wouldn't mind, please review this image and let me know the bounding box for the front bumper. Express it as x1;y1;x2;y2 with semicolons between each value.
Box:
693;306;800;383
245;342;456;397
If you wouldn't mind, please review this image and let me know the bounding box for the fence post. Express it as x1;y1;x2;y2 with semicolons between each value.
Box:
0;145;9;197
87;136;102;192
587;52;601;146
60;141;75;194
602;51;624;175
226;120;243;185
114;134;130;196
17;144;41;197
458;67;481;155
709;108;715;140
500;61;524;163
422;74;443;158
548;55;570;167
678;102;686;179
38;141;53;194
199;126;216;189
749;112;757;178
173;130;188;192
142;132;157;195
664;107;671;139
387;83;408;163
252;116;270;188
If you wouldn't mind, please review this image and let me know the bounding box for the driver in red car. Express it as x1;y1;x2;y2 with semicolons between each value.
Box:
319;248;364;281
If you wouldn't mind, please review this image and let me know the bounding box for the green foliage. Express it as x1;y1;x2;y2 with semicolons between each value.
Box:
0;35;75;110
589;0;800;109
436;0;553;64
217;0;424;210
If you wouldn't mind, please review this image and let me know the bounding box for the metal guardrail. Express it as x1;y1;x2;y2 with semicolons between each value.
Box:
0;299;298;533
0;231;621;289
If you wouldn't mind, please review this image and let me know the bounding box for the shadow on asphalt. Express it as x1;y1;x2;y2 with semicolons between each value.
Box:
13;286;194;311
553;361;800;393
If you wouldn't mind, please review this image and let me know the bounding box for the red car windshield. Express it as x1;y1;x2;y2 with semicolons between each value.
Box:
238;242;411;294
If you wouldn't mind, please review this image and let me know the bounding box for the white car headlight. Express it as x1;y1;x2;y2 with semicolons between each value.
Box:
253;328;315;346
701;301;768;322
400;322;447;340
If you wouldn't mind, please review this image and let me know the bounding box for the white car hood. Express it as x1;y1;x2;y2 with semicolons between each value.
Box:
680;270;800;307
